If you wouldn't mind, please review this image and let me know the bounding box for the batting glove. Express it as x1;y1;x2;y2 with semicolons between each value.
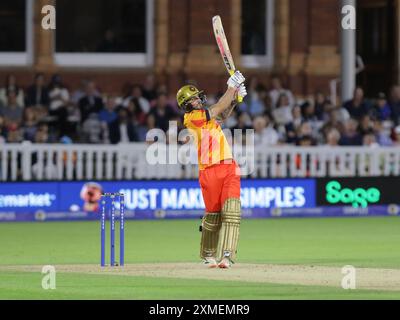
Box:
237;84;247;99
227;71;245;89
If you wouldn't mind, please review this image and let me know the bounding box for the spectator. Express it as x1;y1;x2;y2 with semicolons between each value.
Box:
99;96;118;125
297;122;313;140
81;113;103;143
262;94;273;115
342;87;370;120
165;115;185;146
269;76;295;108
314;92;326;120
363;131;379;147
301;101;321;137
126;96;147;125
358;115;373;136
34;123;53;143
146;113;156;131
301;101;318;122
122;84;150;115
0;90;23;128
240;77;265;116
148;94;176;132
253;115;279;146
6;125;22;143
0;115;7;143
321;109;347;137
371;92;391;121
339;119;362;146
373;120;393;146
272;93;293;126
297;135;315;147
127;98;149;141
156;83;168;97
142;74;157;102
98;96;118;143
0;74;25;107
167;92;181;113
145;113;167;143
78;81;104;123
221;108;237;129
321;101;336;122
291;105;303;129
2;72;399;148
22;108;38;142
232;111;252;132
389;85;400;125
325;128;341;146
393;125;400;145
65;101;81;141
48;74;70;136
108;108;139;144
231;111;252;144
335;104;351;124
285;105;303;144
71;79;96;104
26;73;49;107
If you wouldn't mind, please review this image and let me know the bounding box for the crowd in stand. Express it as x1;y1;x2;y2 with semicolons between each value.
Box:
1;73;400;147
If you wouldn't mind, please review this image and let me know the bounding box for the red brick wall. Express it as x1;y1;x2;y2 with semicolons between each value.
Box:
290;0;309;53
0;0;343;98
309;0;340;46
169;0;190;53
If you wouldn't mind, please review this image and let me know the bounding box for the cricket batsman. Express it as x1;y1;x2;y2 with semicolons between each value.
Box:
176;71;247;268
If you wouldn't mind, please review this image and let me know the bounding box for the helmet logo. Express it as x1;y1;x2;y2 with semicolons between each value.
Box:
189;86;197;92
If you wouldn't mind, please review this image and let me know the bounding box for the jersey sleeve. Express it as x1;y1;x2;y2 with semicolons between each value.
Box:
184;109;211;129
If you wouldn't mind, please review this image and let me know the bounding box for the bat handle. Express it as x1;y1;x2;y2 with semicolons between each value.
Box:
228;70;244;103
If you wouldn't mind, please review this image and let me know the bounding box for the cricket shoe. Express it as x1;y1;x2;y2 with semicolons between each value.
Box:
203;257;218;268
218;257;233;269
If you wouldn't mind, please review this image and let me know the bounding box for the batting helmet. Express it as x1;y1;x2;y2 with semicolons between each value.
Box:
176;85;205;110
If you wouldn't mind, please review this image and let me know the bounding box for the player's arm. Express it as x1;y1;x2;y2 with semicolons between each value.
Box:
215;85;247;122
208;71;245;120
215;100;237;122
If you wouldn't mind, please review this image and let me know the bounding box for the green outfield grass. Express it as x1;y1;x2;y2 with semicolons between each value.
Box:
1;271;398;300
0;217;400;299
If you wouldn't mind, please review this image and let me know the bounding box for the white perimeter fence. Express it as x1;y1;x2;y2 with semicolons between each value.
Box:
1;142;400;181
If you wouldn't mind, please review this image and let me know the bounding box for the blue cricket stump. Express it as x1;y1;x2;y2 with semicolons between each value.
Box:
110;195;116;266
120;193;125;266
100;197;106;267
100;192;125;267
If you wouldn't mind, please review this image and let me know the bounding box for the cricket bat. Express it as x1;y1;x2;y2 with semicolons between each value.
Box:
212;15;243;103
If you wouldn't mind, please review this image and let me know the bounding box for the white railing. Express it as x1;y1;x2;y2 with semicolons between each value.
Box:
1;142;400;181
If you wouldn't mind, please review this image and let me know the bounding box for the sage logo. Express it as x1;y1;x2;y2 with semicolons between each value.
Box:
325;180;380;208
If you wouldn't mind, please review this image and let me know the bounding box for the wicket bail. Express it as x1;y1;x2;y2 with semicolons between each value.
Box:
100;193;125;267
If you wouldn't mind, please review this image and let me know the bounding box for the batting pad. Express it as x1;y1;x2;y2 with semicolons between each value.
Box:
217;198;241;261
200;212;222;259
